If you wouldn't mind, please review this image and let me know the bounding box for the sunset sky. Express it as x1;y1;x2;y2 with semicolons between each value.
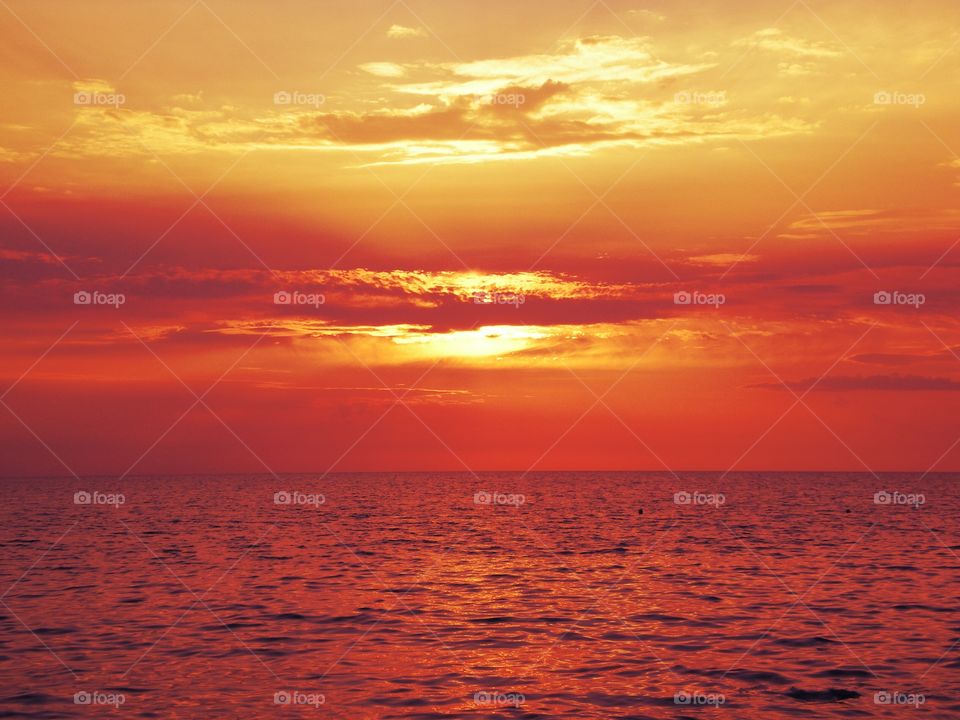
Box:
1;0;959;476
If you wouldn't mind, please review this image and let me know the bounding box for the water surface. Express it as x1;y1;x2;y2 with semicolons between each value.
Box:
0;472;957;717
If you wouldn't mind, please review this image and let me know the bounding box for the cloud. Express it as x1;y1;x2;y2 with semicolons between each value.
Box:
171;91;205;106
735;28;840;59
946;157;960;186
0;146;28;163
387;24;426;39
71;78;118;95
792;209;886;230
749;374;960;392
627;9;666;23
45;35;815;166
302;104;473;144
849;349;960;366
686;253;759;267
777;61;818;77
396;36;713;97
480;80;570;114
786;209;960;236
359;62;407;78
54;87;807;168
0;248;67;263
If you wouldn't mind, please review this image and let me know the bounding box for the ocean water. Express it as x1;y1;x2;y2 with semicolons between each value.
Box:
0;472;957;718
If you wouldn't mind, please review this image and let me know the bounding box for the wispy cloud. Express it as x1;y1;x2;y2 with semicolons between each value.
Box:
46;36;815;166
359;61;407;78
785;209;960;236
735;28;841;59
749;374;960;392
387;24;425;39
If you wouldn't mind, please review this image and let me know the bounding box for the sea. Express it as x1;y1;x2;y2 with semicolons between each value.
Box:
0;472;957;718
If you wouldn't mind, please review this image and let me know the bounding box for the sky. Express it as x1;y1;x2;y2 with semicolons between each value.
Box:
1;0;959;477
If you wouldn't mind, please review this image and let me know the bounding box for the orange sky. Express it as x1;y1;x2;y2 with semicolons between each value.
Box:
1;0;959;476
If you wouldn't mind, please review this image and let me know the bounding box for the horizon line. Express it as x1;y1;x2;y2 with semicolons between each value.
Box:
1;469;957;481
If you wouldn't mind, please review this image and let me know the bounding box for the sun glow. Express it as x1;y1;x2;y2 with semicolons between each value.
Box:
392;325;554;359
